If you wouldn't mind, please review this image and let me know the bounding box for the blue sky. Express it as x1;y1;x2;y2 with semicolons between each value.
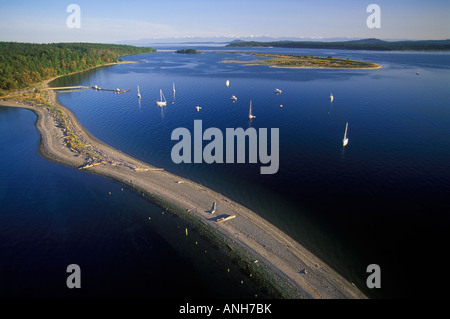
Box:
0;0;449;43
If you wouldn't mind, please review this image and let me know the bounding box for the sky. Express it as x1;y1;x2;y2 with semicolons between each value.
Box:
0;0;449;43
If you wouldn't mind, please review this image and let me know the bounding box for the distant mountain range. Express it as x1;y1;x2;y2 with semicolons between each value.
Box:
226;38;450;51
117;37;450;50
117;36;388;46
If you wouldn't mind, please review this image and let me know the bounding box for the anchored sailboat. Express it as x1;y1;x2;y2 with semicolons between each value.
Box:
343;122;349;146
137;85;141;99
156;89;167;107
249;100;256;120
330;93;334;102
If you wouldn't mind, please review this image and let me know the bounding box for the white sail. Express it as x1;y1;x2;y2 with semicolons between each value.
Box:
226;80;230;87
343;122;349;146
156;89;167;107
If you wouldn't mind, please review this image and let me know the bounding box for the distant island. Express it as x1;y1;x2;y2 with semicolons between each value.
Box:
226;38;450;51
221;52;381;69
175;48;202;54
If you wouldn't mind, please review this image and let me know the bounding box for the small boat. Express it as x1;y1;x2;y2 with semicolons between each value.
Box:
230;95;237;102
137;85;141;99
195;106;202;111
416;71;420;75
156;89;167;107
173;82;176;94
226;80;230;87
249;100;256;120
210;202;217;214
343;122;349;146
330;93;334;102
274;88;282;94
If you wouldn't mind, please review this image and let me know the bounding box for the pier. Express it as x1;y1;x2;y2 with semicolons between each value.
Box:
47;85;131;94
47;86;90;90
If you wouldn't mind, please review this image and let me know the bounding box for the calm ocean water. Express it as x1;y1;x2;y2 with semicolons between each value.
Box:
2;46;450;298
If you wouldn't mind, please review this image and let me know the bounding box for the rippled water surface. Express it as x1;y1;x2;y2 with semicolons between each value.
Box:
2;47;450;298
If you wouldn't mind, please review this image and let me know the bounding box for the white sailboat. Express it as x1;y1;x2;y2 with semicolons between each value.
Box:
330;93;334;102
230;95;237;102
343;122;349;146
156;89;167;107
173;82;176;94
137;85;141;99
226;80;230;87
274;88;282;94
195;105;202;111
249;100;256;120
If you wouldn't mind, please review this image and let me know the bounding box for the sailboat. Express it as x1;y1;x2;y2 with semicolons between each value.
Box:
230;95;237;102
172;83;176;104
195;105;202;111
274;88;282;94
137;85;141;99
156;89;167;107
226;80;230;87
249;100;256;120
343;122;349;146
330;93;334;102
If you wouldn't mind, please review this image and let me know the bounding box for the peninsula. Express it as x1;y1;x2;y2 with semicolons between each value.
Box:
0;44;367;299
221;52;381;69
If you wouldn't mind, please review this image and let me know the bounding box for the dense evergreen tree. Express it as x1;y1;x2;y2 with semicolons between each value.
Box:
0;42;155;94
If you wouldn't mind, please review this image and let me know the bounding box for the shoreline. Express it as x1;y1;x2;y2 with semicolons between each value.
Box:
0;73;367;299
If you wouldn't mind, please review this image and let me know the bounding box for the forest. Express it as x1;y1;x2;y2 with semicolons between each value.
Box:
175;48;202;54
0;42;155;94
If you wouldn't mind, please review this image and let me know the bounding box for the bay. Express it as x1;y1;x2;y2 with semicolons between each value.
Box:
2;46;450;298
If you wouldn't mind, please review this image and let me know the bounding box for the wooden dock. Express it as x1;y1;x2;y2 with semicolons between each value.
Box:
48;86;131;94
47;86;90;90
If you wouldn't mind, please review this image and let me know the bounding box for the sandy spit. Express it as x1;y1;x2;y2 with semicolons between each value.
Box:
0;81;367;299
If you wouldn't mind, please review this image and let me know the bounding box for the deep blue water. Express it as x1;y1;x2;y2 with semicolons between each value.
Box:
2;46;450;298
0;107;271;299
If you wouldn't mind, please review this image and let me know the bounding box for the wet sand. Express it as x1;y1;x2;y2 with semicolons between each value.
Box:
0;80;367;299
